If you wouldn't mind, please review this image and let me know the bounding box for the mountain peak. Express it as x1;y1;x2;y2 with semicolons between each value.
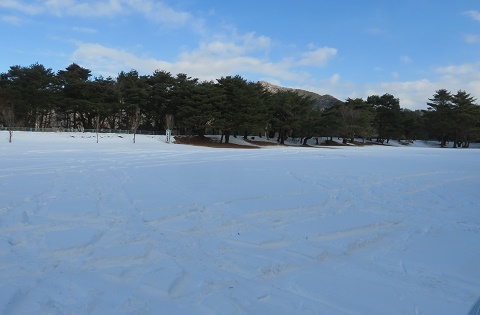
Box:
258;81;341;109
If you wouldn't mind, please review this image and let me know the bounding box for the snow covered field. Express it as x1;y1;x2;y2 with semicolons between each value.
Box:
1;131;479;315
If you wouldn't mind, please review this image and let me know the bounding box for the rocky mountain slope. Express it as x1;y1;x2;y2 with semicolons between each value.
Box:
259;81;341;110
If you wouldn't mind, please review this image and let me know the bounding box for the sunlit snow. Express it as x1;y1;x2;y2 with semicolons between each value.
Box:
1;131;479;314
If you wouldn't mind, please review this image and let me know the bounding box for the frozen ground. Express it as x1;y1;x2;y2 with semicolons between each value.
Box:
1;131;479;315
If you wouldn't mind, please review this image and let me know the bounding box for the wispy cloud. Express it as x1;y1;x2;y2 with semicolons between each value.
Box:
464;34;479;44
362;63;480;109
191;32;272;58
1;0;200;29
299;47;337;67
304;62;480;110
436;63;477;75
70;38;480;111
1;14;23;25
400;55;412;64
0;0;43;15
365;27;388;35
44;0;123;17
71;42;170;77
464;10;480;21
72;26;97;33
371;79;434;109
123;0;192;27
70;32;304;82
328;74;340;85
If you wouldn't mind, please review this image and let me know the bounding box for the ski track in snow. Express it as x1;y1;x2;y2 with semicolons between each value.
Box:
0;132;479;314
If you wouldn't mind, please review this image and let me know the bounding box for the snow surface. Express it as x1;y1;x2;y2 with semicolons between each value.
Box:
1;131;479;315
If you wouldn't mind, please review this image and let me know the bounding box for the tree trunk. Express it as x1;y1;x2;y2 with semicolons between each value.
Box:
440;131;447;147
303;136;312;146
95;115;100;143
279;129;288;145
224;130;231;144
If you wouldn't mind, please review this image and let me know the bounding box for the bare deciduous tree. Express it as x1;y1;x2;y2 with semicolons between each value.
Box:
164;114;175;143
131;106;141;143
94;113;100;143
164;114;175;130
1;104;15;143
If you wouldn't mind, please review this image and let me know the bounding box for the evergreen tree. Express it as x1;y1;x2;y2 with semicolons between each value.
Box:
451;90;479;148
333;98;375;143
117;70;149;140
400;109;427;141
425;89;453;147
57;63;94;130
215;75;259;143
146;70;175;131
367;93;402;143
169;73;199;135
267;91;311;145
5;63;57;128
238;81;269;140
0;73;15;141
319;104;342;143
176;80;223;137
90;76;119;130
296;105;323;145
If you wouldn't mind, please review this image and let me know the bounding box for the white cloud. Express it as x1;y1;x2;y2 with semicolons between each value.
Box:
400;55;412;64
70;35;302;82
44;0;123;17
173;41;303;82
0;0;43;15
188;32;272;59
70;40;480;111
465;10;480;21
1;0;198;29
435;63;480;96
360;64;480;109
374;79;435;109
391;72;399;79
299;47;337;67
241;32;272;52
328;74;340;85
326;79;435;110
299;61;480;111
71;42;170;77
0;14;23;25
365;27;388;35
72;26;97;33
123;0;192;27
464;34;479;44
436;63;477;75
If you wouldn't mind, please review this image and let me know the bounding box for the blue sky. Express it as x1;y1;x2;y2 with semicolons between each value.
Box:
1;0;479;109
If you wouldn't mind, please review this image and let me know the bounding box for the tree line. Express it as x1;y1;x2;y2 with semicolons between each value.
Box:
1;62;479;146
